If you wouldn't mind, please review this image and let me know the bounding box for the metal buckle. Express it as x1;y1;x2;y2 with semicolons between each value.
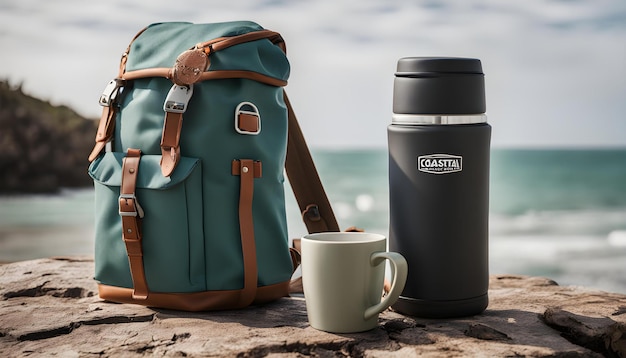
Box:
99;78;125;107
163;84;194;113
302;204;321;222
118;194;145;218
234;102;261;135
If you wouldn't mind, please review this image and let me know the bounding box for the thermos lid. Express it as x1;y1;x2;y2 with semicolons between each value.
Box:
396;57;483;75
393;57;486;116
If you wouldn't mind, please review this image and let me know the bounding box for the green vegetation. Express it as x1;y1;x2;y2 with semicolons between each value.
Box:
0;81;98;193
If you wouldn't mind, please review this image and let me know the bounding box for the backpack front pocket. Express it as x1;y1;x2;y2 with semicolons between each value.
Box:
89;152;205;293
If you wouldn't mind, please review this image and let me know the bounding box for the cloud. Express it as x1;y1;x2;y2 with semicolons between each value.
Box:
0;0;624;148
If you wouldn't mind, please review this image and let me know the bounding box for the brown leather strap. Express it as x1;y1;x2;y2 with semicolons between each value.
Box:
88;78;128;162
120;29;285;79
121;29;287;88
119;26;150;77
289;247;301;270
88;106;115;161
120;149;149;300
198;30;285;55
122;68;288;87
160;112;183;176
284;92;340;234
232;159;262;307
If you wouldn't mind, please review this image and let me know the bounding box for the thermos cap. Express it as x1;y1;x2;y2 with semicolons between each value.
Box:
396;57;483;75
393;57;486;116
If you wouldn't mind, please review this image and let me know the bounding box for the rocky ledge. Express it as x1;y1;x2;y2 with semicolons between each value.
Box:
0;257;625;357
0;81;96;194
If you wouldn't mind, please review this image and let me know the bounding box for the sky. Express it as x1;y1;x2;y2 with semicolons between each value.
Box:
0;0;625;149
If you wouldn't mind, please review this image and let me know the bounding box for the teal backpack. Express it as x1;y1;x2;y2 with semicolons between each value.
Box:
88;21;339;311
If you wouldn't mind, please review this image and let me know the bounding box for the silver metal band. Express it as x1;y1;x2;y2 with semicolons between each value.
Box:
392;114;487;125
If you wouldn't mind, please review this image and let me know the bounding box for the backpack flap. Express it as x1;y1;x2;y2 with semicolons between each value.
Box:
123;22;289;84
89;152;205;295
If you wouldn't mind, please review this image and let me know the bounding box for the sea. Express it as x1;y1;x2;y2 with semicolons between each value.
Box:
1;148;625;294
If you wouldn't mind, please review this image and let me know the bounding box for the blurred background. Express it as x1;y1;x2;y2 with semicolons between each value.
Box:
1;0;625;293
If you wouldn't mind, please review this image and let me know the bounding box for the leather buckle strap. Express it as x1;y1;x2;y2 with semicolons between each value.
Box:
160;84;193;177
160;112;183;177
120;148;149;300
88;106;116;162
89;79;126;162
232;159;262;307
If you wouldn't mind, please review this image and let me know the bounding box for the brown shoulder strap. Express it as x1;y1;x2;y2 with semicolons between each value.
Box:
284;92;340;234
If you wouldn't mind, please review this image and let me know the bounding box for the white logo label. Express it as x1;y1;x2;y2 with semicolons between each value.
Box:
418;154;463;174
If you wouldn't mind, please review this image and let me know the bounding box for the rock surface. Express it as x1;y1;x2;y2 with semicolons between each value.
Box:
1;257;625;357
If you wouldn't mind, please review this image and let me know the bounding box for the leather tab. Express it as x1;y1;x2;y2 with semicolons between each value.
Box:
235;102;261;135
232;159;261;307
237;113;260;133
231;160;262;178
160;112;183;176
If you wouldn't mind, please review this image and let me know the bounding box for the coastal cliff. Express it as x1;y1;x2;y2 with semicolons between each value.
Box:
0;81;97;193
1;257;624;357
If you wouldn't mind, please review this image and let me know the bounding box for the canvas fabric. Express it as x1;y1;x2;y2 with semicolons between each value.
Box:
87;21;338;311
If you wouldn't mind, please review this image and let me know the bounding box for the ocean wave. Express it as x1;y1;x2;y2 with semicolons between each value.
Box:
490;233;626;293
489;207;626;237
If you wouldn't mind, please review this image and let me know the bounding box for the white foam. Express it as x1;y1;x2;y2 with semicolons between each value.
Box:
608;231;626;247
489;208;626;237
355;194;374;212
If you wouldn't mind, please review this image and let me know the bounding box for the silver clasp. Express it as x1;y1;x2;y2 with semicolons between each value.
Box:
163;84;194;113
99;78;125;107
118;194;145;218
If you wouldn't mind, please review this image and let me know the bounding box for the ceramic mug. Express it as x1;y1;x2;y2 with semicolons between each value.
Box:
301;232;408;333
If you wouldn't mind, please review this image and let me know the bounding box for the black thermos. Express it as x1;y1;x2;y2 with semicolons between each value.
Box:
388;57;491;318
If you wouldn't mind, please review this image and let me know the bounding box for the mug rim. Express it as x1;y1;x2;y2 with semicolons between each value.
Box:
302;232;386;244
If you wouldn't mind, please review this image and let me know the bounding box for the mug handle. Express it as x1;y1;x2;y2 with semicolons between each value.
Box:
364;252;408;320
